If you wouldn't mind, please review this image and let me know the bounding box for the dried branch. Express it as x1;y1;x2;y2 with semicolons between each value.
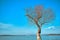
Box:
25;5;55;26
26;14;34;20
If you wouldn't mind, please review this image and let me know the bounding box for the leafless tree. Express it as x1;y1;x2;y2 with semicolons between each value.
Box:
25;5;55;40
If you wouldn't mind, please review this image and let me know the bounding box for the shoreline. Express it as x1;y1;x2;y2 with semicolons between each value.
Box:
0;34;60;36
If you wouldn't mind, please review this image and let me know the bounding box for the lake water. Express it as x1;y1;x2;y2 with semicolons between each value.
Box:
0;35;60;40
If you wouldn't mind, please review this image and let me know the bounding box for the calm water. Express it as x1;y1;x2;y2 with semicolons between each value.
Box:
0;35;60;40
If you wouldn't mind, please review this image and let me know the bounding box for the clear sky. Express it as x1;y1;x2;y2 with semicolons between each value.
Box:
0;0;60;35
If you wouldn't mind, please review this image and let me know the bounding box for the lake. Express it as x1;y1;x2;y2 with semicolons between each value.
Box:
0;35;60;40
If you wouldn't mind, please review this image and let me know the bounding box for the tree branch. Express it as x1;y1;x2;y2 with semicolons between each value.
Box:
26;14;34;20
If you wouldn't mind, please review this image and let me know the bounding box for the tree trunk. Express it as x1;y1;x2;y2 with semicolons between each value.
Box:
37;28;41;40
34;19;42;40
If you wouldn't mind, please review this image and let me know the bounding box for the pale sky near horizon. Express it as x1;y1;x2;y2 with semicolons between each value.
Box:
0;0;60;35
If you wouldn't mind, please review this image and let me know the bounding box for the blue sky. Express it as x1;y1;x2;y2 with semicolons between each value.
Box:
0;0;60;35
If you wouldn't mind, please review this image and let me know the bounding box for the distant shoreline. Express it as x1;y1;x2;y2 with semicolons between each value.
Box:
0;34;60;36
47;34;60;36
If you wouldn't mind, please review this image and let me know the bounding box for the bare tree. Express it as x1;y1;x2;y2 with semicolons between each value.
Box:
25;5;55;40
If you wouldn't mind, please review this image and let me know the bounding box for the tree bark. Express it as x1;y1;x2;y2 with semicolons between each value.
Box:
36;23;41;40
37;28;41;40
34;19;42;40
